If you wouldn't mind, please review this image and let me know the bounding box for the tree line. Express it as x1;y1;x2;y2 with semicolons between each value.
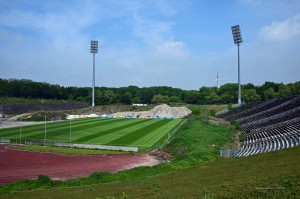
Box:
0;78;299;105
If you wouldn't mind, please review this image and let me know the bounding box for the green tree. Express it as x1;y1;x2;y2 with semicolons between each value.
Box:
105;90;118;104
132;97;141;104
170;96;180;103
185;90;200;104
242;89;260;103
151;94;170;104
293;82;300;95
120;92;132;105
162;95;170;104
138;88;154;104
95;90;117;105
277;84;292;98
263;88;277;100
205;91;220;104
199;86;212;104
218;83;238;103
220;93;235;104
258;81;278;97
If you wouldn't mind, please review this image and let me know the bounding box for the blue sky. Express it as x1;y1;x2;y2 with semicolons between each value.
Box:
0;0;300;90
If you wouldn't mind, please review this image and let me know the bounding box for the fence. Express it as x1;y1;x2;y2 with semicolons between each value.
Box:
0;138;10;143
73;143;138;152
24;139;138;152
220;148;240;158
155;119;187;150
164;119;187;144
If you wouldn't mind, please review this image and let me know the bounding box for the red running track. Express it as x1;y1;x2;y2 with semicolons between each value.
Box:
0;144;160;185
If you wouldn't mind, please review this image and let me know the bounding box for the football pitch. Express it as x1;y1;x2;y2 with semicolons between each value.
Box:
0;118;183;149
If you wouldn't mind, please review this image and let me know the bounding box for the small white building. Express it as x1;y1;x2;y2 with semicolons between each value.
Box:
132;104;147;107
67;114;98;120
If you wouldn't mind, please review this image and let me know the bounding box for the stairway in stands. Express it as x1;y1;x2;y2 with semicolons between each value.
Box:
217;96;300;157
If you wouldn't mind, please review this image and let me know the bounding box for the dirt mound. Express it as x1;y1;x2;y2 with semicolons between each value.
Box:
110;104;191;118
149;104;191;118
149;149;173;161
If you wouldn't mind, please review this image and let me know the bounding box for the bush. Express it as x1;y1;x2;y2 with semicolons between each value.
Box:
187;105;203;115
227;103;233;110
89;172;113;183
209;110;216;117
230;120;240;130
239;132;246;142
36;175;52;186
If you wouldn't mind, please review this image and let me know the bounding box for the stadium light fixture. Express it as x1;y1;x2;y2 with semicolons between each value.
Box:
90;40;98;107
231;25;243;105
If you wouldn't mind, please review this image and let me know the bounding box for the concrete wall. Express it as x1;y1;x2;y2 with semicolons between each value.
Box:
0;139;10;143
24;139;138;152
73;143;138;152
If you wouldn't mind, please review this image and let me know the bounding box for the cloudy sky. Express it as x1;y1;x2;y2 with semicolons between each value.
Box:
0;0;300;90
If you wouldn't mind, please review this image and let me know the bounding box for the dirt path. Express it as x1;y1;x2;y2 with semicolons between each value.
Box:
7;113;32;121
0;144;161;184
0;120;45;129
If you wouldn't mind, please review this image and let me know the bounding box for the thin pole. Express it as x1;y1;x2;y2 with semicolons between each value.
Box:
44;115;47;146
237;44;241;105
217;72;219;89
70;118;72;145
92;53;95;107
20;117;22;144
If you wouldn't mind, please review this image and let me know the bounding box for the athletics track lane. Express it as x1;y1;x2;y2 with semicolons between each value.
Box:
0;144;160;184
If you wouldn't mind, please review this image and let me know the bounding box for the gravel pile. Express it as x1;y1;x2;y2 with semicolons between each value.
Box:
110;104;191;118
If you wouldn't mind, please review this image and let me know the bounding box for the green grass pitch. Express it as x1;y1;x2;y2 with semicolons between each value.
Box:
0;118;183;149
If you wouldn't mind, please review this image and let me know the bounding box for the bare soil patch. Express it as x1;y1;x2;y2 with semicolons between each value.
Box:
208;116;230;126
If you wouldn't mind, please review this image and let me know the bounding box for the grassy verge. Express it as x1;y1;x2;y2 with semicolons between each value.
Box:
187;105;227;117
7;145;131;155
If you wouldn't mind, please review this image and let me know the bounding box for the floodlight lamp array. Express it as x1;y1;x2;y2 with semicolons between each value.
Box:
231;25;243;45
90;40;98;53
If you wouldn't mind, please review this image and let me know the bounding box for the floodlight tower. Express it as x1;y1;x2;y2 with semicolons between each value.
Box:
231;25;243;105
90;40;98;107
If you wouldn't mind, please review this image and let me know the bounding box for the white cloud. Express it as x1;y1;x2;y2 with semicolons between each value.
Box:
154;0;176;16
155;41;190;57
259;13;300;41
131;15;173;44
238;0;262;5
2;0;299;90
238;14;300;85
